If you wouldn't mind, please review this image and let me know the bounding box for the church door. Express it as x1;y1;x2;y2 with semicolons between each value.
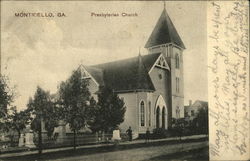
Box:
155;95;168;129
156;106;160;128
162;107;165;129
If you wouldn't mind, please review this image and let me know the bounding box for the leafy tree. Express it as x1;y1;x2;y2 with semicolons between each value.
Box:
0;75;14;128
58;68;91;150
86;97;101;133
44;106;59;138
28;88;59;138
196;107;208;134
9;106;31;137
0;75;16;136
28;86;58;153
30;116;41;133
88;86;126;134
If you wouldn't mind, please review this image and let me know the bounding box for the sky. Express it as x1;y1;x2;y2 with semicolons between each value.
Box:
1;1;207;111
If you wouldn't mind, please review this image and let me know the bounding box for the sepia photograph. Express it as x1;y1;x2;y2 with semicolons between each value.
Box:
1;0;246;160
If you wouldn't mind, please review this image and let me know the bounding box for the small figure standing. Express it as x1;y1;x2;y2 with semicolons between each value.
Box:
145;128;150;143
126;126;132;141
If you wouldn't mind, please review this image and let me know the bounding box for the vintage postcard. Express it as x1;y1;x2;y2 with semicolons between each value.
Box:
0;1;249;161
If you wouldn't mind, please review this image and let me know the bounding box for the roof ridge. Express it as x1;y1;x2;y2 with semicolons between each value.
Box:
91;53;161;68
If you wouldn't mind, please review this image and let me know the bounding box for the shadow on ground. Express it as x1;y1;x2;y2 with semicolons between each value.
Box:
144;147;209;161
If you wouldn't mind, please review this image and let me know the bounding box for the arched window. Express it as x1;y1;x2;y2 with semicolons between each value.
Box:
140;101;145;127
175;54;180;69
148;101;151;126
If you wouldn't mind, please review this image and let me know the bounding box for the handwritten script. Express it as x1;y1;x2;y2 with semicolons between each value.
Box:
208;1;249;160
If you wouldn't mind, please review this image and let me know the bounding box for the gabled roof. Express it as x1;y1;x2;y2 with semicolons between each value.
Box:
145;8;185;49
191;100;208;109
84;66;104;86
84;53;163;92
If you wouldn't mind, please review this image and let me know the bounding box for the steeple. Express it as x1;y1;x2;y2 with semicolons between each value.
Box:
145;6;185;49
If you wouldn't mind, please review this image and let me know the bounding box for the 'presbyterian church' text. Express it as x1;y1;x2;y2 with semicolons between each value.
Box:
91;12;138;18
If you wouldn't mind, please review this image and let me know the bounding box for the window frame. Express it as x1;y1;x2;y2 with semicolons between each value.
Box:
140;101;145;127
148;101;151;127
175;54;180;69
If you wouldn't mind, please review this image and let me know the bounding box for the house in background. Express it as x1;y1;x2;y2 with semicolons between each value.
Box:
184;100;208;121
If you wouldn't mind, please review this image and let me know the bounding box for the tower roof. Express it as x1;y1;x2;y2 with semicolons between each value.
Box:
145;8;185;49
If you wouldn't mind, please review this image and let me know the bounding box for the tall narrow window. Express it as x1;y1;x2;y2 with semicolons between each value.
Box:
176;77;177;92
176;106;180;119
176;77;180;93
148;101;151;126
175;54;180;69
178;78;180;92
140;101;145;126
177;77;179;93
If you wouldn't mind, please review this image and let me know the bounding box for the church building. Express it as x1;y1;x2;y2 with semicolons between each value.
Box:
81;7;185;137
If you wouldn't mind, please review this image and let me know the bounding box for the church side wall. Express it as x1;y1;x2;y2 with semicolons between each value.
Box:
137;92;148;134
171;47;184;118
118;92;148;136
149;66;172;129
118;93;138;134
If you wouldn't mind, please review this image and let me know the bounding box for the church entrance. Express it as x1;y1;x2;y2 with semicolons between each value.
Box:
162;107;166;129
155;95;167;129
156;106;160;128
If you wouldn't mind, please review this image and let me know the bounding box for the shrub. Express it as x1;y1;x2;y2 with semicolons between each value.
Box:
152;128;169;139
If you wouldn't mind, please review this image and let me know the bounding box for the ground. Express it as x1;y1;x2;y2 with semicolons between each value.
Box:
1;141;208;161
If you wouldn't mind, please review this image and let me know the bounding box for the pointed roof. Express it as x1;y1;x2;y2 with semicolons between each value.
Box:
84;53;163;92
145;8;185;49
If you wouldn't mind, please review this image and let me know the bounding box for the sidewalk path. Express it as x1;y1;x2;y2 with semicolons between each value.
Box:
0;134;207;159
52;141;208;161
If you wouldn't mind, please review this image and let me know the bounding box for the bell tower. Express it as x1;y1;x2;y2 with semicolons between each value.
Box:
144;5;185;119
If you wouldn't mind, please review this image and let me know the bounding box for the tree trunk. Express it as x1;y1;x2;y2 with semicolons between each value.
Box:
73;129;76;150
38;123;42;154
18;130;21;138
17;130;21;141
